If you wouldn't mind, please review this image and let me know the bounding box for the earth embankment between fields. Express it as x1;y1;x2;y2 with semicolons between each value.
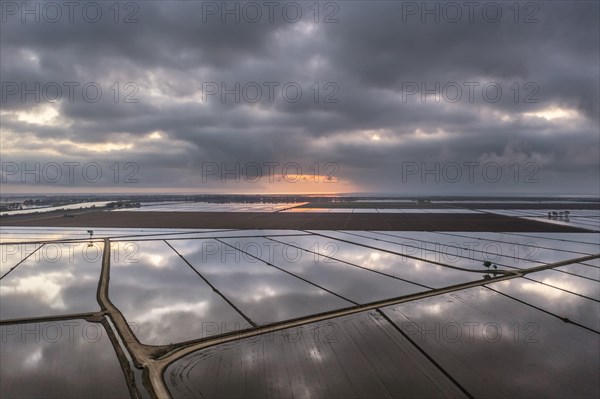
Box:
0;211;592;232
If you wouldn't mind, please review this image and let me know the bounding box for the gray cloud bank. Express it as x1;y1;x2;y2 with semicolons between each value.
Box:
1;1;598;195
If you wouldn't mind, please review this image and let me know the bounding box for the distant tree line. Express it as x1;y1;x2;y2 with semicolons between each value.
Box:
106;201;141;209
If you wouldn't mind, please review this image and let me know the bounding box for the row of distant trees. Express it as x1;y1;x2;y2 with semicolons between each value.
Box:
0;199;47;211
106;201;141;209
548;211;570;219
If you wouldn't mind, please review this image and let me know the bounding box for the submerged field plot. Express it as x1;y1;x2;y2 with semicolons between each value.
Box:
0;222;599;398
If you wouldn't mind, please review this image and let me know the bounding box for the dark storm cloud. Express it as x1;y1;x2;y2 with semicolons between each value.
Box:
1;0;598;194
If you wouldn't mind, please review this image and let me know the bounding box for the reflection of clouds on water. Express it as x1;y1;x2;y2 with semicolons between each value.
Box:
347;250;395;271
527;269;600;301
1;227;598;397
309;347;324;363
250;286;278;302
352;230;599;266
166;311;465;398
136;301;209;324
145;253;168;268
559;263;600;280
23;347;43;369
383;287;600;398
0;322;130;398
0;243;42;274
1;272;74;309
0;243;102;320
520;280;568;300
168;238;351;323
110;240;251;345
489;279;600;331
0;230;98;244
270;233;481;289
423;303;443;315
540;278;580;295
219;236;427;304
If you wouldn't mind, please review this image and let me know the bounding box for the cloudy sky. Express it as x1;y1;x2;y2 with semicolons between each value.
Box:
1;1;598;195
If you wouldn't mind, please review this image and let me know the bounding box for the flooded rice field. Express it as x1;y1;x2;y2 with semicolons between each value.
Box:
1;226;598;398
114;202;305;213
